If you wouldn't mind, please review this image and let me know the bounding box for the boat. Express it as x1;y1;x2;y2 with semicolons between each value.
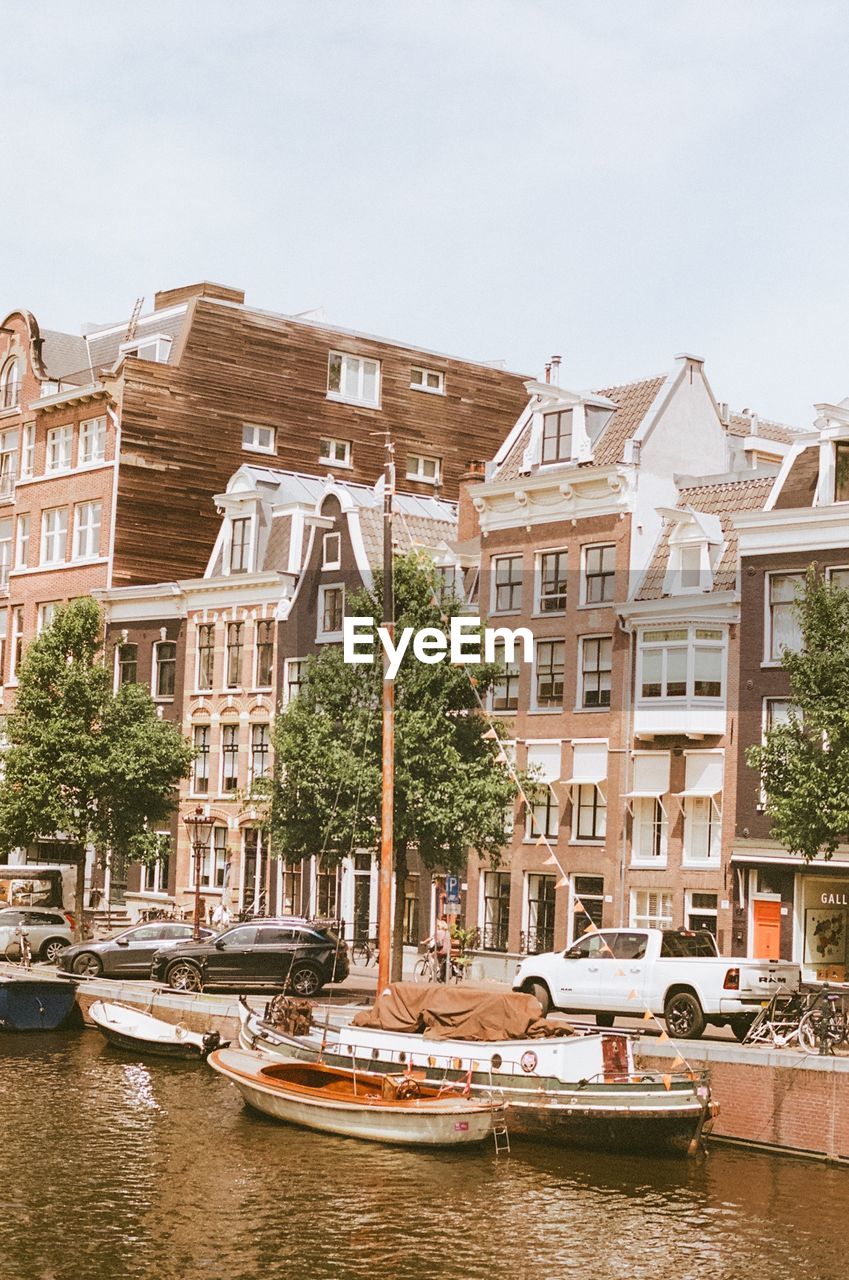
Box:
89;1000;225;1059
0;973;77;1031
237;985;716;1156
208;1046;499;1146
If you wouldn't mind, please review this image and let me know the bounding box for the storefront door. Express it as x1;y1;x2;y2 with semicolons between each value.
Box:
752;898;781;960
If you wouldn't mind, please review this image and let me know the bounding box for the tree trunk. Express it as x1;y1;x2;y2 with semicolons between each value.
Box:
390;840;408;983
74;851;86;942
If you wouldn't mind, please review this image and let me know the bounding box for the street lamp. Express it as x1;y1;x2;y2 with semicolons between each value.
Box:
183;806;215;941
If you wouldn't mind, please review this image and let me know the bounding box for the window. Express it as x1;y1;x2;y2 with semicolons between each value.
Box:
20;424;35;478
318;585;344;638
315;865;338;918
322;532;341;570
402;875;420;945
678;543;703;591
192;724;210;794
198;828;227;890
410;366;444;394
79;417;107;466
573;876;604;935
493;555;523;613
538;551;568;613
40;507;68;565
327;351;380;407
120;335;172;363
37;602;58;634
490;641;519;712
319;437;352;468
242;828;269;912
541;410;573;463
153;641;176;699
140;838;171;896
10;606;23;679
686;891;718;936
117;642;138;686
280;862;303;916
579;636;612;708
681;751;723;864
250;723;271;782
406;454;441;484
221;723;239;792
574;783;606;840
525;790;559;840
229;518;251;573
242;422;276;454
0;429;17;497
836;442;849;502
764;697;792;734
0;518;10;590
631;889;674;930
15;514;29;569
195;624;214;690
767;573;804;661
534;639;565;709
284;657;306;703
632;798;667;862
525;875;556;954
73;501;102;560
482;871;511;951
255;620;274;688
0;609;6;683
0;358;20;410
225;622;244;687
45;424;72;472
582;544;616;605
639;625;724;699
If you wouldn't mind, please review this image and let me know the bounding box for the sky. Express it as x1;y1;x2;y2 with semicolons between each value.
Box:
2;0;849;428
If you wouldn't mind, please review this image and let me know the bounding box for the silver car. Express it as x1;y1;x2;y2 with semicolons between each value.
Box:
58;921;216;979
0;907;74;964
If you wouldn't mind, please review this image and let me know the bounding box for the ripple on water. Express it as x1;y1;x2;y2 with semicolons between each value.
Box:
0;1031;845;1280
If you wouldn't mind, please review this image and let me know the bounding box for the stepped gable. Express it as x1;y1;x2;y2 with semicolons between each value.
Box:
636;475;775;600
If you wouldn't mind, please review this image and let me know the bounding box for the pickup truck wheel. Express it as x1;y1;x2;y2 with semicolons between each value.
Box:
526;981;551;1017
595;1013;615;1028
664;991;705;1040
729;1014;756;1043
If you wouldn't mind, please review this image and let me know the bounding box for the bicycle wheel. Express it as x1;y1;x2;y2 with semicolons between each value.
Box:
4;940;24;965
413;957;434;983
352;942;371;966
798;1009;841;1053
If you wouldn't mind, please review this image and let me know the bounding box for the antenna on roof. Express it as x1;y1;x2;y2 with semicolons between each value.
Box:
124;297;145;344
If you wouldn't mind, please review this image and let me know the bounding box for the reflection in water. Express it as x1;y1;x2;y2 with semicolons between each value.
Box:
0;1031;845;1280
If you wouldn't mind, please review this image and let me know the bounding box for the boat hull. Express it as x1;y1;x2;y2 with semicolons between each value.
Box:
0;977;77;1031
88;1001;214;1059
97;1024;204;1059
209;1049;494;1147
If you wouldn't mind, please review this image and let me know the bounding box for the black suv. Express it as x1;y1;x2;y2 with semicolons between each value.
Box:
150;918;349;995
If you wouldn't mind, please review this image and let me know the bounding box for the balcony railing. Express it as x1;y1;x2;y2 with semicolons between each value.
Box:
481;920;510;952
522;924;555;955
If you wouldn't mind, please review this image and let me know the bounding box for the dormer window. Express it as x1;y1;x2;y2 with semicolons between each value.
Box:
835;442;849;502
541;410;573;464
679;544;703;590
229;517;251;573
120;335;172;363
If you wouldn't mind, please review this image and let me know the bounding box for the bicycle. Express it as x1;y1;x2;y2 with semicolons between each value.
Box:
797;988;849;1054
413;949;465;984
4;924;33;970
351;937;378;967
744;990;809;1049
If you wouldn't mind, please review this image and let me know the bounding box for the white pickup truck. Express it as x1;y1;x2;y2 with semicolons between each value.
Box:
512;927;801;1040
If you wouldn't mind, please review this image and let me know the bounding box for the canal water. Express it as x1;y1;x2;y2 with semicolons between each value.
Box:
0;1029;845;1280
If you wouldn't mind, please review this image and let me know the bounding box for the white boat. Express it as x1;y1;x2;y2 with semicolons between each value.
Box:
89;1000;224;1059
208;1046;498;1146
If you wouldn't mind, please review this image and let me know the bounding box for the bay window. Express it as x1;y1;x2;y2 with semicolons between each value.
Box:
639;625;725;700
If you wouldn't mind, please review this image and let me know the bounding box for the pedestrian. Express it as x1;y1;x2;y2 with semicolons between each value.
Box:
211;900;230;931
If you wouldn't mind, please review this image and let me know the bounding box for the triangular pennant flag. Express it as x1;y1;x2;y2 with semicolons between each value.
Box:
543;853;558;866
662;1074;672;1091
573;899;584;913
657;1031;670;1043
429;596;440;608
582;921;598;934
481;727;498;741
642;1009;653;1021
536;833;547;845
469;676;479;687
615;969;626;978
627;990;638;1001
494;751;507;765
671;1056;686;1069
556;874;569;888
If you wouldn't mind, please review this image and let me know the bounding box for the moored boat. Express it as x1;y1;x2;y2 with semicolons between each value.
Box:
238;986;716;1156
0;973;77;1031
208;1046;498;1146
89;1000;224;1059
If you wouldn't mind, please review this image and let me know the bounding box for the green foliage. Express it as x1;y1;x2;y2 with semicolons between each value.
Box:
0;598;194;867
270;552;517;875
748;567;849;861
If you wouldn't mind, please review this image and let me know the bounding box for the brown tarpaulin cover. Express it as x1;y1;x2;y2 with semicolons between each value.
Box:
350;982;564;1041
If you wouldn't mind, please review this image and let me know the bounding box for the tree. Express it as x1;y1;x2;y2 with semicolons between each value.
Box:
0;598;194;935
748;566;849;861
270;551;518;977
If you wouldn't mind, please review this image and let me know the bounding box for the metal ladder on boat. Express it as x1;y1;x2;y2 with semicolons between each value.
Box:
491;1092;510;1156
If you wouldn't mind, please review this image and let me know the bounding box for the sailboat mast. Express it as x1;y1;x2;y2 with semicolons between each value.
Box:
377;432;395;991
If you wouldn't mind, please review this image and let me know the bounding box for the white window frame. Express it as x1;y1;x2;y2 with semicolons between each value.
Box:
191;723;211;796
764;571;804;665
242;422;276;455
224;621;244;690
319;437;352;468
45;424;73;473
580;543;616;606
685;889;718;935
249;722;271;785
406;454;441;485
630;889;674;930
191;827;228;891
0;519;11;590
14;513;28;569
40;506;68;565
679;751;724;866
532;638;565;711
220;722;240;794
535;549;568;614
410;366;444;395
72;501;102;561
322;532;341;570
317;583;345;641
20;423;35;478
9;605;24;681
79;416;107;467
491;554;523;614
283;656;306;704
119;334;172;363
0;357;20;411
631;797;668;865
578;634;612;709
254;619;274;690
152;639;177;701
140;837;171;896
637;624;726;701
227;515;253;575
36;602;59;635
327;351;381;408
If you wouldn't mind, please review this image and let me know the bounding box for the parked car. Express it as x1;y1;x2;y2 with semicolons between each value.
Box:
150;918;350;995
512;927;801;1039
0;907;74;963
58;922;216;979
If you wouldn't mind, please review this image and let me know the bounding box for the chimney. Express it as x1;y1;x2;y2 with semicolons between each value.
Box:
551;355;562;386
544;362;551;384
457;460;486;542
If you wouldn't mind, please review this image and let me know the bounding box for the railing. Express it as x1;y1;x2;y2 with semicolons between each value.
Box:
522;925;555;954
481;920;510;952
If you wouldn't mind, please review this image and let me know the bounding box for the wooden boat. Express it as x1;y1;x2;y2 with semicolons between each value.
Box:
89;1000;224;1059
208;1046;498;1146
238;988;716;1156
0;973;77;1031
